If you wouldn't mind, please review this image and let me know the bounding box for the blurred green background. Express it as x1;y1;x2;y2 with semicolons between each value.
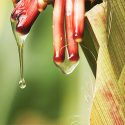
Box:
0;1;95;125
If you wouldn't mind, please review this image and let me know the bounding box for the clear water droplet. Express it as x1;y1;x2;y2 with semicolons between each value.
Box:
56;60;79;75
19;78;26;89
11;20;27;89
55;49;79;75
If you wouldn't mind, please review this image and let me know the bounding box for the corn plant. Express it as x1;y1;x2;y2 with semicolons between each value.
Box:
0;0;125;125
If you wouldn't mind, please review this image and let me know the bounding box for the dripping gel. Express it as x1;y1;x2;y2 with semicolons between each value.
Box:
11;20;27;89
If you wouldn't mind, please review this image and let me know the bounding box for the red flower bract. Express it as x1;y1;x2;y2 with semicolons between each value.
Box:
73;0;85;42
11;0;47;34
11;0;101;65
65;0;80;62
53;0;66;63
53;0;85;64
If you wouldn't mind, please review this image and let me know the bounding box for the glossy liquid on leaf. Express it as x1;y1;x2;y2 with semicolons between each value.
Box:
55;48;79;75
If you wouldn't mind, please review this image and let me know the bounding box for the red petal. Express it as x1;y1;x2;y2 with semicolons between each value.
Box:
53;0;65;64
73;0;85;42
66;0;79;62
11;0;47;34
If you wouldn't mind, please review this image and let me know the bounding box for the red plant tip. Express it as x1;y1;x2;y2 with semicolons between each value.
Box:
11;0;47;35
54;49;65;65
66;0;79;62
73;0;85;43
68;42;80;62
53;0;65;64
38;0;47;12
53;0;82;63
